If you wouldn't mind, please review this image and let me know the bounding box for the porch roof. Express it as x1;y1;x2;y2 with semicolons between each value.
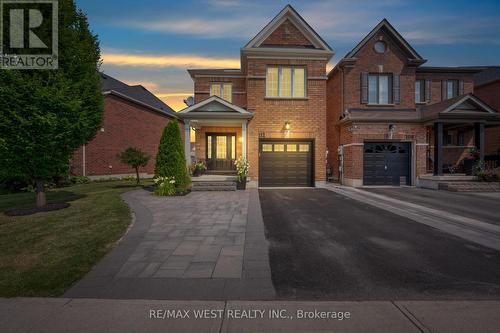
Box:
421;94;500;124
178;96;253;120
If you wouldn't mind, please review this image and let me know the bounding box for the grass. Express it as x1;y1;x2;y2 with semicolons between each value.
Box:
0;180;150;297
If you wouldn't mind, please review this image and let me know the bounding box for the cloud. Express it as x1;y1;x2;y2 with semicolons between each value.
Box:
157;93;192;112
102;52;240;69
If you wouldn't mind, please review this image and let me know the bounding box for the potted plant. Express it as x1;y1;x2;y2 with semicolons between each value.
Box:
191;161;206;177
464;147;480;175
234;156;249;190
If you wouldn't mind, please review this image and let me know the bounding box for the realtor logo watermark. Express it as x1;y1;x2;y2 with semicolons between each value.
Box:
0;0;58;69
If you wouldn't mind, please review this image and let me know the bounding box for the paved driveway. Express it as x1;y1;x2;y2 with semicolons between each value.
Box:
259;189;500;300
361;187;500;225
65;189;274;300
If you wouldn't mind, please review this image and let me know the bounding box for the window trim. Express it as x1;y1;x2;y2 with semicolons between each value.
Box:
415;79;426;104
265;65;307;99
368;73;393;105
210;82;232;103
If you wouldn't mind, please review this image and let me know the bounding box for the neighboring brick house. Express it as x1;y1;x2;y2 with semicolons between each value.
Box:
179;5;333;187
474;67;500;155
71;73;181;179
326;19;500;187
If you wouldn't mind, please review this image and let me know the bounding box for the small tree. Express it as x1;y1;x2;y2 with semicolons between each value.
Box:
118;148;150;184
155;121;190;190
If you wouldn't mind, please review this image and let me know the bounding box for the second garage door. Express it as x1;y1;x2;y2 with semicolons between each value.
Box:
363;142;410;186
259;140;313;187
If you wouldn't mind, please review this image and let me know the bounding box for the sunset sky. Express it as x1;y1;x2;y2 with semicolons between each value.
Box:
76;0;500;111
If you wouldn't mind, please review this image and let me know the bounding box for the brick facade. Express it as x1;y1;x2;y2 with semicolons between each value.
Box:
475;80;500;155
71;94;180;177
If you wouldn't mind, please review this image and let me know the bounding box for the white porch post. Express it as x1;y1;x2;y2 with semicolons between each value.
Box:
184;120;191;167
242;120;247;159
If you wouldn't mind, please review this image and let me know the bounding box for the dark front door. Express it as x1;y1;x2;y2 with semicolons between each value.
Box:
259;140;313;187
363;142;410;186
206;133;236;170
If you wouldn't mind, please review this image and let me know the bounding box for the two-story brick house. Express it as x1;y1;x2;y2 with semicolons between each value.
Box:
179;5;500;188
326;19;500;187
179;5;333;187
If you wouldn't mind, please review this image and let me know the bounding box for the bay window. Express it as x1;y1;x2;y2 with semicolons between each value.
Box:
266;66;306;98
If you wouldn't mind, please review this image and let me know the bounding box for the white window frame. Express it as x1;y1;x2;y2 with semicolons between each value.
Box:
210;82;232;102
368;73;392;104
415;79;425;103
266;66;307;98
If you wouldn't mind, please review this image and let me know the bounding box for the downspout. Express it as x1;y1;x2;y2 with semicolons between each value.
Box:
340;66;345;185
82;144;86;176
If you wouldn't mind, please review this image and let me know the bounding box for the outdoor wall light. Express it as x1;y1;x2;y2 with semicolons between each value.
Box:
284;121;291;131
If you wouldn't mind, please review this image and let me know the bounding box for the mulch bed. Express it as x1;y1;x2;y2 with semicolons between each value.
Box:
4;203;70;216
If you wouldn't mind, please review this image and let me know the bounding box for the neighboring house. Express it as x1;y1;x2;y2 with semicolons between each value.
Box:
179;5;333;187
71;73;181;179
326;20;500;186
474;67;500;155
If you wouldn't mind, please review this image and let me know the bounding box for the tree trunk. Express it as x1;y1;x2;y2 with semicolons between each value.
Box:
135;167;140;185
36;180;46;207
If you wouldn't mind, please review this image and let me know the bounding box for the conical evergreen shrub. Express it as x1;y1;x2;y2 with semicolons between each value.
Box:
155;120;190;190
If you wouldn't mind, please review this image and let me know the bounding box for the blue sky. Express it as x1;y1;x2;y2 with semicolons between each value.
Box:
75;0;500;110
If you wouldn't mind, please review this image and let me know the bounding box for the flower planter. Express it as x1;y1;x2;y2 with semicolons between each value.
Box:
192;169;201;177
236;177;247;190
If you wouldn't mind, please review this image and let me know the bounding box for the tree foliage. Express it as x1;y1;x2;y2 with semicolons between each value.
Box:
0;0;103;206
154;121;190;189
118;147;150;184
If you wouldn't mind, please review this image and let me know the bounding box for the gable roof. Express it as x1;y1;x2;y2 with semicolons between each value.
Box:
243;5;332;51
422;94;498;120
178;96;253;119
343;19;424;63
100;73;177;117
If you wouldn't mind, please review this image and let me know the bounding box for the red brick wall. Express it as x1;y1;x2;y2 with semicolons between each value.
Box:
475;80;500;155
326;70;342;179
416;72;474;104
194;77;247;108
261;19;313;47
341;29;417;110
71;95;180;177
246;58;328;182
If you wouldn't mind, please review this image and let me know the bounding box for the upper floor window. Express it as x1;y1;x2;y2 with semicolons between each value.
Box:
415;79;425;103
442;80;458;100
210;82;232;103
266;66;306;98
368;74;392;104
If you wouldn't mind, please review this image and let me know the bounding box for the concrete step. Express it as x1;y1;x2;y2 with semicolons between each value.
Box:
439;182;500;192
191;181;237;191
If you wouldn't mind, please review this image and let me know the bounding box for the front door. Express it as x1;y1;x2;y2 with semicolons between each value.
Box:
206;133;236;170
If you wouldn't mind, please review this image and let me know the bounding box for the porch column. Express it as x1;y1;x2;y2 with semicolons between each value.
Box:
433;121;444;176
474;122;485;162
241;120;247;159
184;120;191;167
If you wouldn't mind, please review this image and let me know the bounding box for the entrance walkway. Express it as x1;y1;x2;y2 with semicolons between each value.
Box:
64;189;274;300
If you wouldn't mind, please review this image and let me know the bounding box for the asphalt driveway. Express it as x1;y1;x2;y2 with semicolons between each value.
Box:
361;187;500;225
259;189;500;300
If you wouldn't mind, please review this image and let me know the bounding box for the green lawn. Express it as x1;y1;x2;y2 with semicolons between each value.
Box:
0;180;149;297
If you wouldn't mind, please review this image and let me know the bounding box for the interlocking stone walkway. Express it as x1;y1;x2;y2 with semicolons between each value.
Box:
65;188;275;300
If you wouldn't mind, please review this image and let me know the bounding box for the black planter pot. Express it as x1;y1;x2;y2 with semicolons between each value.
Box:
463;159;475;175
192;170;201;177
236;177;247;190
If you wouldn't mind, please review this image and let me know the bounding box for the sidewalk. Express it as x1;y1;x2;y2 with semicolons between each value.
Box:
324;184;500;251
2;297;500;333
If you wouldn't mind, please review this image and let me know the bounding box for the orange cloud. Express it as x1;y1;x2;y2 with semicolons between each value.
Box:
156;92;193;111
102;52;240;69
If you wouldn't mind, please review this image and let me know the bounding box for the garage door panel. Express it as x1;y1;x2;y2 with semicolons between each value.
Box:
363;142;410;186
260;141;313;187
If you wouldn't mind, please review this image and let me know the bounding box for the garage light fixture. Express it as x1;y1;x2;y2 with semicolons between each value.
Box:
284;121;291;131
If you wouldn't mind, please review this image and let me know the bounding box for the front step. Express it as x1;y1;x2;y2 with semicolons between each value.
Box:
439;182;500;192
191;181;237;191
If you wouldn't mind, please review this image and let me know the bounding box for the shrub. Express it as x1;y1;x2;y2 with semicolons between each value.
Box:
477;168;500;182
155;121;190;190
154;176;176;196
70;176;91;184
117;147;150;184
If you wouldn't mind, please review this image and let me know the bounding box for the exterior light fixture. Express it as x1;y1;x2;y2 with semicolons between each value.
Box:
284;121;291;131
